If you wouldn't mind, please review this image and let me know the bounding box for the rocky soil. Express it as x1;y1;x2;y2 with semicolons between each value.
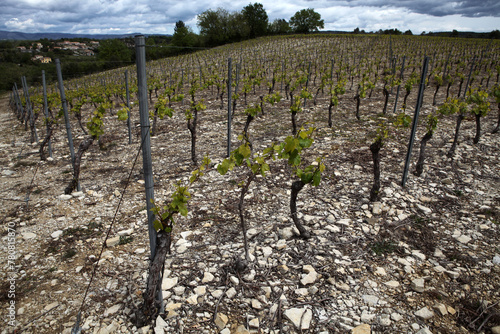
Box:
0;76;499;334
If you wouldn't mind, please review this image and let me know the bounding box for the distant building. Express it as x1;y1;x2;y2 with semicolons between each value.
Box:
31;55;52;63
80;49;95;56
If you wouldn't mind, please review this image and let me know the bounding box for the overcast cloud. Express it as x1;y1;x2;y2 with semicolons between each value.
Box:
0;0;498;35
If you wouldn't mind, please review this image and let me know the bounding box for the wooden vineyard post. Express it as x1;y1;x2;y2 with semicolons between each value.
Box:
135;35;163;311
401;56;429;187
56;59;79;191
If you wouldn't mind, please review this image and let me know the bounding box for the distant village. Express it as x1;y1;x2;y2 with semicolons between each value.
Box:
16;40;100;63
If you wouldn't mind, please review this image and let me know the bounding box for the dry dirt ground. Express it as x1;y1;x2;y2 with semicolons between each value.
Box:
0;77;499;334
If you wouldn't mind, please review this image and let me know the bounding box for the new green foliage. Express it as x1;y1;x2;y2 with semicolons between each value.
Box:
151;156;211;233
467;89;490;144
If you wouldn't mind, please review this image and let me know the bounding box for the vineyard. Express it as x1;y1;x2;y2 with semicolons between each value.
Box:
1;34;499;333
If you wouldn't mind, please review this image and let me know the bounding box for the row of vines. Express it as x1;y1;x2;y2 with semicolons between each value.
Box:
8;33;500;326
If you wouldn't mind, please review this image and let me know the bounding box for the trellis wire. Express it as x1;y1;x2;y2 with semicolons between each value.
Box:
70;125;151;334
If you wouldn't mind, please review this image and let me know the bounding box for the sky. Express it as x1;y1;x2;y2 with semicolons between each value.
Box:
0;0;499;36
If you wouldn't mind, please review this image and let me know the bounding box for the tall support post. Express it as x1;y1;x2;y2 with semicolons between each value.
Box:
303;61;311;108
56;59;79;191
135;35;162;308
21;77;30;129
442;49;452;80
234;63;241;98
401;56;429;187
22;76;38;143
125;70;132;144
393;56;406;113
13;83;22;120
463;56;476;98
18;81;27;122
42;70;53;157
281;60;284;93
227;57;232;157
330;58;334;84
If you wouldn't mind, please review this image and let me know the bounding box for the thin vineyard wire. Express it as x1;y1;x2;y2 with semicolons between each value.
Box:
71;125;150;333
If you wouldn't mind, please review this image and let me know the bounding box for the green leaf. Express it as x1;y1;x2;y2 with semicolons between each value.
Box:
300;172;313;184
153;220;163;231
234;152;245;165
179;204;188;216
238;144;251;159
312;171;321;186
250;163;259;175
260;163;270;177
288;150;301;166
117;108;129;121
284;137;298;153
298;138;313;148
217;159;230;175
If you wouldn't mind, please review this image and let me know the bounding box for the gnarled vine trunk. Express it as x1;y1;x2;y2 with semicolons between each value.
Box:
328;101;334;128
136;230;171;327
65;136;94;194
39;126;53;161
448;113;464;158
403;91;411;111
473;113;481;144
187;109;198;165
382;87;390;114
76;112;88;135
432;85;440;106
354;94;361;120
290;180;310;239
239;173;255;261
369;138;382;202
291;111;297;135
414;131;433;177
491;103;500;134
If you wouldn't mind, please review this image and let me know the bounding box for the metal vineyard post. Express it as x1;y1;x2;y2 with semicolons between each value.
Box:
135;35;163;310
56;58;77;191
401;56;429;187
42;70;53;158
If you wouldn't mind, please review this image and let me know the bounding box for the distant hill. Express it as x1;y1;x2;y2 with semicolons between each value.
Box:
0;30;169;40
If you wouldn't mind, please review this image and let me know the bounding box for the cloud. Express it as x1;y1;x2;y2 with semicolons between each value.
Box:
0;0;498;35
338;0;500;17
5;17;55;31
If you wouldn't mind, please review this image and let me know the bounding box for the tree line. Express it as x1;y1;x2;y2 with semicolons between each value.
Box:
175;4;325;48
